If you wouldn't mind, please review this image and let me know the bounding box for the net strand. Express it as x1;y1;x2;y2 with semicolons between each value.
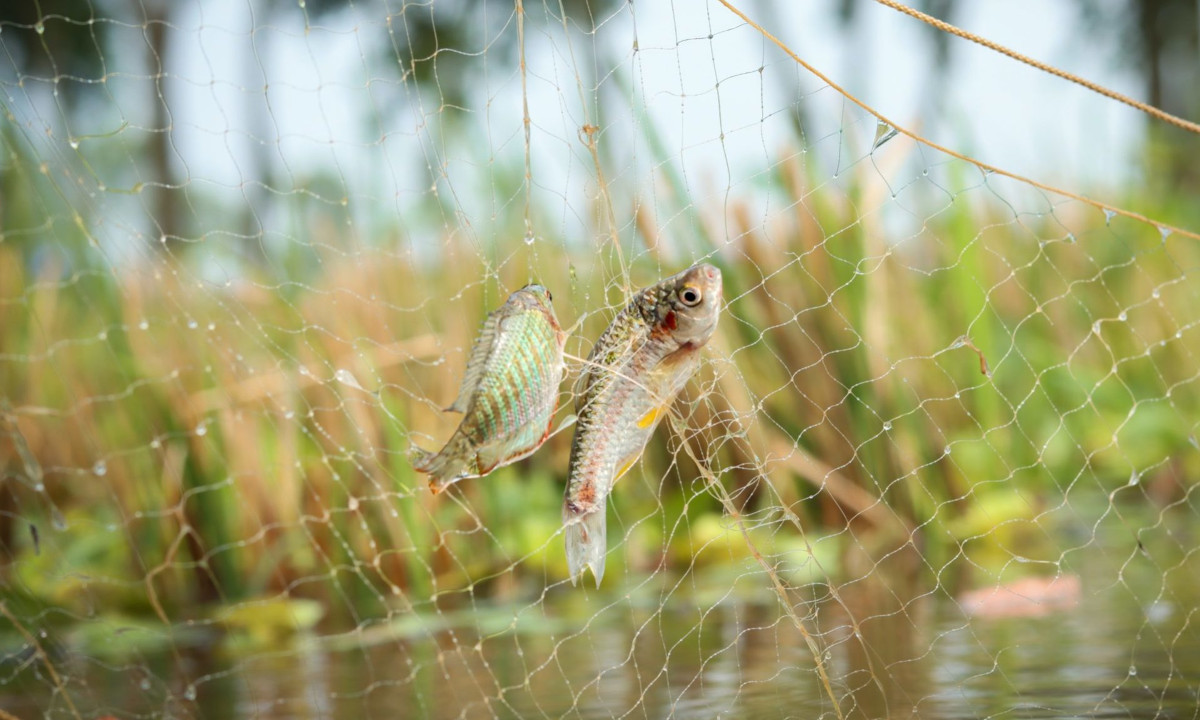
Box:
870;0;1200;137
715;0;1200;242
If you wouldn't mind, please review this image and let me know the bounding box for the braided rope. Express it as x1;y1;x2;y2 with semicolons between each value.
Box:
715;0;1200;242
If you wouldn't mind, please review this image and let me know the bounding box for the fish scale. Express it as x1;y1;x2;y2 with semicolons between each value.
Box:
563;264;723;586
412;285;565;494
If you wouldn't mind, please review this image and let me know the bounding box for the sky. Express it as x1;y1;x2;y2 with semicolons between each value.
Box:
3;0;1154;260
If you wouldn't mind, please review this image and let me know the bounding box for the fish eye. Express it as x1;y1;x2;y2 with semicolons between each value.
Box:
679;286;702;306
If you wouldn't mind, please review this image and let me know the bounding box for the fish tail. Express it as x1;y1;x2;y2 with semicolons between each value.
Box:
411;435;476;494
563;496;607;587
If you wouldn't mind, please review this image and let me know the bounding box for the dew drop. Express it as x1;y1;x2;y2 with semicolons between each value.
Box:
871;121;898;151
334;368;366;392
1158;226;1171;241
68;139;79;150
195;423;207;437
1128;665;1137;677
140;679;151;690
1128;471;1140;487
348;496;359;511
184;685;197;701
523;230;535;245
138;320;149;330
1152;289;1160;299
150;438;161;449
207;322;215;331
50;506;66;531
1066;233;1076;244
882;421;892;431
1118;312;1127;322
92;460;107;477
1103;209;1116;225
284;410;295;420
187;319;198;330
34;22;44;35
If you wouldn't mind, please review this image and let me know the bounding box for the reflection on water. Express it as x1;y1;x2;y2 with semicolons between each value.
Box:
3;505;1199;719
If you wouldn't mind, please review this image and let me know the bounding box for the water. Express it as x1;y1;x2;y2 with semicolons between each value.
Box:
2;507;1198;719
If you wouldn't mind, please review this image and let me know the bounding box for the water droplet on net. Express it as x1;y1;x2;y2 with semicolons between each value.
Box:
334;368;367;392
1118;312;1127;322
140;679;151;691
68;139;79;150
92;460;107;477
50;506;67;531
523;230;535;245
871;121;899;151
34;22;44;34
195;423;207;437
883;421;892;431
187;320;198;330
138;320;149;330
184;685;197;701
1103;209;1116;225
347;496;359;511
1152;289;1160;299
1158;226;1171;241
1128;665;1137;677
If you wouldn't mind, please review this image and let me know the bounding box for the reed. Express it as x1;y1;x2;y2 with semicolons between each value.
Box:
1;125;1197;630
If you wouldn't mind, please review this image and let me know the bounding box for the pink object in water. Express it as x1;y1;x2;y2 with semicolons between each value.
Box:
959;574;1082;619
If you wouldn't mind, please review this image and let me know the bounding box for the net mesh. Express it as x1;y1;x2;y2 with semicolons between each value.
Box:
2;1;1199;718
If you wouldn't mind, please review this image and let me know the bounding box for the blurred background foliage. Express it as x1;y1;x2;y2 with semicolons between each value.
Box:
1;0;1198;643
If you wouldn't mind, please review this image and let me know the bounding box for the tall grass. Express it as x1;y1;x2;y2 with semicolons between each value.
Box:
1;125;1198;634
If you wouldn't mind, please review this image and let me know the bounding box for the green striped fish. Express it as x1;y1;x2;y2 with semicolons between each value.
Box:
412;284;566;494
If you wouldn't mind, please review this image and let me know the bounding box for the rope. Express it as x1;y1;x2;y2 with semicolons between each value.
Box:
714;0;1200;243
872;0;1200;137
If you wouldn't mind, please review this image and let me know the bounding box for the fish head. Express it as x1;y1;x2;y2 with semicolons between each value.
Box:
511;283;556;313
644;263;723;348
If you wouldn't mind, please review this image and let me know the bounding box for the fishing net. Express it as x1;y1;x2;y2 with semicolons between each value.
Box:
2;1;1199;718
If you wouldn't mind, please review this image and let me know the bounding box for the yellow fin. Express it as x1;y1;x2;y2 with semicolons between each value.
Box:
636;406;663;429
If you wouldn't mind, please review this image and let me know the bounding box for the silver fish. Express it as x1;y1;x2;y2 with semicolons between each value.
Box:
413;284;566;493
563;264;723;586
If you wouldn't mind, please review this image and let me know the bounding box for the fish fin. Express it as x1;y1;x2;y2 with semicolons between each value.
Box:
412;436;478;494
551;413;577;437
448;310;505;413
614;453;643;482
410;446;436;472
475;443;505;476
563;495;607;588
636;405;665;429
